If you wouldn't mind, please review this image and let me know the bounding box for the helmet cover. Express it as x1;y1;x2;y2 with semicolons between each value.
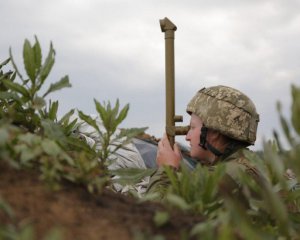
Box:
186;85;259;144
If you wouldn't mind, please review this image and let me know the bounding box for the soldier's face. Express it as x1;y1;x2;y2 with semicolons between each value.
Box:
185;114;209;161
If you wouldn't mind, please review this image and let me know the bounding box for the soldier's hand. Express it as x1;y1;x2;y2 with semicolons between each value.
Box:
156;133;182;169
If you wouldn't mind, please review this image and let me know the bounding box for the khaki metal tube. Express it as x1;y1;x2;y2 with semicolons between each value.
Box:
160;17;189;147
160;17;177;146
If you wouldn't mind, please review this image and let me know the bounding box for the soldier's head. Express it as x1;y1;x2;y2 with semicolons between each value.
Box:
185;85;259;164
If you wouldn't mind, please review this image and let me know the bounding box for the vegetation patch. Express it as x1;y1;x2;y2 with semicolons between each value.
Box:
0;37;300;239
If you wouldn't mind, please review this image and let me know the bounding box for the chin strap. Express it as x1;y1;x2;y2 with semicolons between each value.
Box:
199;126;208;149
199;126;223;157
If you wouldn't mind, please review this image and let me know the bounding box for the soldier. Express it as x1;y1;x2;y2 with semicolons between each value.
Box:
147;85;261;195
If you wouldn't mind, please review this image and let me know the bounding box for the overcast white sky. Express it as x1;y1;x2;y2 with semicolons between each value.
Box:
1;0;300;150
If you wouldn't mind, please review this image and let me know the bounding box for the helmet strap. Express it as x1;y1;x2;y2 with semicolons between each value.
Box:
199;126;223;157
199;126;208;149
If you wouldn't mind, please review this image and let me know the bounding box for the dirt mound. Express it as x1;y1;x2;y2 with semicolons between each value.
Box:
0;161;202;240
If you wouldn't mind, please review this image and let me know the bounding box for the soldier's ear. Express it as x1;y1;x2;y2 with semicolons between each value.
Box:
207;130;223;143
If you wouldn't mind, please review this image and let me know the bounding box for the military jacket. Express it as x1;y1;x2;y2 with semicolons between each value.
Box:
146;148;262;198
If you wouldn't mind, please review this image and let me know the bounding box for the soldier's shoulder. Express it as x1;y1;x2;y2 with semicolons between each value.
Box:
223;148;261;183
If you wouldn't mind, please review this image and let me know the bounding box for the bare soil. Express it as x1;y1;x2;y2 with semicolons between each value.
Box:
0;161;203;240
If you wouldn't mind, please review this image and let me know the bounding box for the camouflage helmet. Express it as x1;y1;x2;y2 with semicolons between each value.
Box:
186;85;259;145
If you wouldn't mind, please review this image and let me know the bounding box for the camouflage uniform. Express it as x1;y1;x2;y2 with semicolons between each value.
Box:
147;85;261;197
146;148;262;198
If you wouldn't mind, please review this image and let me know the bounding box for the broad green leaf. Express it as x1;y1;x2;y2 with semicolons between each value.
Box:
0;91;22;103
110;99;120;123
43;75;71;97
164;166;180;193
23;39;36;82
0;71;14;83
65;137;95;155
9;47;24;81
78;110;100;132
15;143;43;164
224;198;268;240
2;79;30;98
10;71;16;81
38;108;47;119
58;109;75;125
0;70;14;80
49;101;59;120
116;103;129;125
94;99;107;126
261;183;290;235
23;79;30;85
190;221;216;238
0;58;10;68
108;100;120;133
277;101;293;145
22;146;43;163
107;101;111;112
41;119;66;142
279;113;292;145
0;128;9;145
18;133;42;145
165;193;190;211
41;139;62;157
64;118;78;135
40;42;55;84
110;168;156;185
273;130;284;153
291;84;300;135
33;36;42;70
153;211;169;227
